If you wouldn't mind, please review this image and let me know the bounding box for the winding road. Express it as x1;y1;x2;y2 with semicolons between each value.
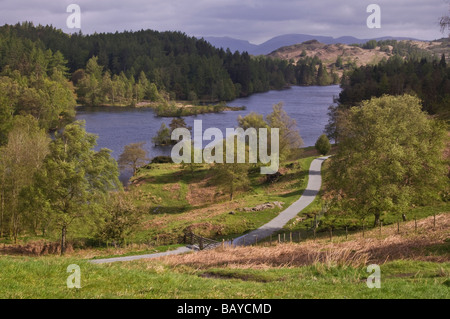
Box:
88;156;329;264
232;156;329;246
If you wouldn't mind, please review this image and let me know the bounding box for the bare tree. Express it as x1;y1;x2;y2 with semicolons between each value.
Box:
440;2;450;37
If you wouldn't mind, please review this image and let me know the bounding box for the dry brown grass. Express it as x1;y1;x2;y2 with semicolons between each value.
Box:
160;213;449;269
187;176;224;205
0;240;73;256
269;42;390;73
142;200;244;232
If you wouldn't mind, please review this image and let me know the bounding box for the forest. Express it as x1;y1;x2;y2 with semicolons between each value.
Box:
338;54;450;116
0;22;337;108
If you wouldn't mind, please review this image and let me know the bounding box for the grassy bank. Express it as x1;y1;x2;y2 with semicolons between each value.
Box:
0;256;447;299
127;156;315;244
1;213;448;298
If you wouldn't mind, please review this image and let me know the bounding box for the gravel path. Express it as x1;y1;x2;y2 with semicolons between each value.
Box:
88;156;329;263
88;246;192;264
232;156;330;246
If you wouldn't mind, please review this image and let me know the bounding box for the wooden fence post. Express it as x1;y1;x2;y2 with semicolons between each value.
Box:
290;232;292;243
346;226;348;240
199;236;204;250
397;220;400;234
278;234;281;244
433;214;436;230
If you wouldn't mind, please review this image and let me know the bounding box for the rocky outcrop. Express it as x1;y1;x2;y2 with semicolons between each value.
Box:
241;201;284;212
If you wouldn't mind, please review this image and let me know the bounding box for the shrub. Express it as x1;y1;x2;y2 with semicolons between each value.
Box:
315;134;331;155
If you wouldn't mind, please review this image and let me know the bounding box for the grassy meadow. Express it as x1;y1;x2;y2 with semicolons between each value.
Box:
0;213;448;299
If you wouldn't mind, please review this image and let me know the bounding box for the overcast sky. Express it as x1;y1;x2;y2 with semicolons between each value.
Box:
0;0;448;43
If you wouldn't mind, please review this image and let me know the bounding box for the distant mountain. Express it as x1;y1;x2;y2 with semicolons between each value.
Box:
202;34;424;55
203;36;259;54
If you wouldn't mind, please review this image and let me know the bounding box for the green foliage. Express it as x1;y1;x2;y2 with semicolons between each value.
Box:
339;55;450;117
0;115;50;241
0;33;76;138
32;121;121;254
327;95;448;226
118;142;150;175
152;123;172;146
169;117;191;133
266;103;304;161
362;40;377;50
237;112;268;130
210;136;252;201
0;23;305;103
150;156;174;164
294;55;336;86
315;134;331;155
97;192;143;246
335;56;343;68
211;161;251;201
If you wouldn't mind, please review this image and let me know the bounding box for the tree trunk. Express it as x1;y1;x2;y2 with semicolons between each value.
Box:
61;225;67;256
373;213;380;227
0;189;4;238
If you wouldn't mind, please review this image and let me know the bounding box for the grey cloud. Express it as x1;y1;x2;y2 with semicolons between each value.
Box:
0;0;447;42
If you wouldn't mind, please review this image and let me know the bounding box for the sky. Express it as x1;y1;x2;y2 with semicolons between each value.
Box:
0;0;448;43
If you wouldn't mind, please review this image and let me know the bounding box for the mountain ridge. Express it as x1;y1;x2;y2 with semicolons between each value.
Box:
203;33;426;55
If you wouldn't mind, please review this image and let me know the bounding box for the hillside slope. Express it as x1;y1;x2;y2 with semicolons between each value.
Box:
268;40;389;67
268;39;447;77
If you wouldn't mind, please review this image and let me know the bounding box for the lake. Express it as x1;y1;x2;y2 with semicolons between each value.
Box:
76;85;341;181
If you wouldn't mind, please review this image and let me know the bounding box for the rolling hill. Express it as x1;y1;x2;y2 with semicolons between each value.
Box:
203;34;424;55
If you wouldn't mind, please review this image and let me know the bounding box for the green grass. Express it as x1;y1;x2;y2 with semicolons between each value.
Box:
0;256;448;299
128;156;316;243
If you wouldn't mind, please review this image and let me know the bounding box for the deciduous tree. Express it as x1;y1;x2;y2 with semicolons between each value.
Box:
33;121;120;254
327;95;448;226
266;102;303;161
118;142;150;175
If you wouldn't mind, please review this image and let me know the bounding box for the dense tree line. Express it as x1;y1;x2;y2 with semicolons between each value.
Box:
337;55;450;116
0;25;125;251
295;56;339;86
0;31;76;144
1;22;338;105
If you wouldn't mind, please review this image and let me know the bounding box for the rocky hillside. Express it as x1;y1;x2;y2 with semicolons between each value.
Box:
268;39;447;77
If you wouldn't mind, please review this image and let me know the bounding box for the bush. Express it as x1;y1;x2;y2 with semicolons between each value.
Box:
315;134;331;155
151;156;174;164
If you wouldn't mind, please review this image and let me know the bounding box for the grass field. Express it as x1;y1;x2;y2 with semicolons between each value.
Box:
125;155;316;244
0;149;448;299
0;214;448;299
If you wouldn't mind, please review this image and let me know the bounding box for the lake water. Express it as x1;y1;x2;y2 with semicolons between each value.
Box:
76;85;341;181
